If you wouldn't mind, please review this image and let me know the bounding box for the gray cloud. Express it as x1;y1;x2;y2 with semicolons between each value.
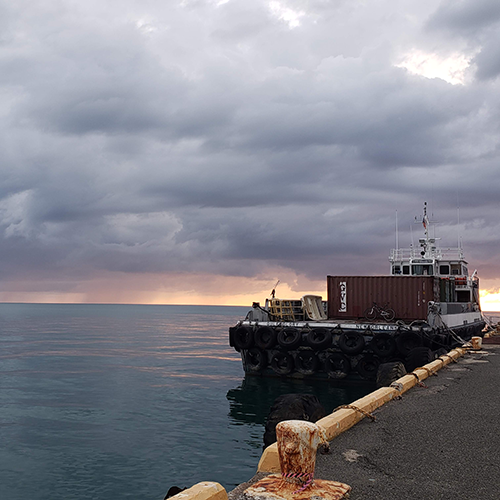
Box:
426;0;500;35
0;0;499;300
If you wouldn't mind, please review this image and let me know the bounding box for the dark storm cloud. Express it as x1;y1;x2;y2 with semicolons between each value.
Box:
0;0;500;298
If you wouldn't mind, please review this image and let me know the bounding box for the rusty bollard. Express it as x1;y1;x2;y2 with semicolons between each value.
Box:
244;420;351;500
471;336;482;350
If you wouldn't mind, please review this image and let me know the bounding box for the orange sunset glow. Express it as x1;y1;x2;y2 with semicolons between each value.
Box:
1;271;499;312
480;289;500;313
0;271;328;307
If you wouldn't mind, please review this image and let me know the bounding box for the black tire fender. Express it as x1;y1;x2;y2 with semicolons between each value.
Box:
294;351;319;375
324;352;351;379
357;354;381;381
270;351;294;375
405;346;433;372
376;361;407;387
338;331;365;355
233;326;254;350
255;326;277;350
369;333;396;358
306;328;332;350
396;330;423;356
277;327;302;350
245;348;267;373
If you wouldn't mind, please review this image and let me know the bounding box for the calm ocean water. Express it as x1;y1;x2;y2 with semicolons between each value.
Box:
0;303;374;500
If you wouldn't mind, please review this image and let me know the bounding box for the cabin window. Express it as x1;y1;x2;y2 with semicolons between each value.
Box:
412;264;433;276
392;265;401;275
456;290;471;303
439;265;450;275
451;264;461;275
402;265;410;275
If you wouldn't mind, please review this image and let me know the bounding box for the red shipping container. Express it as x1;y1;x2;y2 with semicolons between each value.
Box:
327;276;437;321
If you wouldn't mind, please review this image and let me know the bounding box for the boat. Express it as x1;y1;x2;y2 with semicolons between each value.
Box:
228;203;486;382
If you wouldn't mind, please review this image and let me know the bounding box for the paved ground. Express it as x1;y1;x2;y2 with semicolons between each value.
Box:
231;345;500;500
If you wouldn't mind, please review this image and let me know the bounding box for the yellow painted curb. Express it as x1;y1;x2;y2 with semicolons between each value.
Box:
257;345;469;473
170;482;227;500
316;386;397;441
258;442;280;473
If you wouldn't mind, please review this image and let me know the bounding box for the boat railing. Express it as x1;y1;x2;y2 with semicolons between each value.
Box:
390;247;465;261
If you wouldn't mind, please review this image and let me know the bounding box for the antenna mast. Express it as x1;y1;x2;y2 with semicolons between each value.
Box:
422;201;429;241
395;210;399;253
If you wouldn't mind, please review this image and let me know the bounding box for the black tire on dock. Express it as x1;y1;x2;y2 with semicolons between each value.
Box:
277;328;302;350
233;326;254;350
405;346;433;371
357;354;381;381
324;352;351;379
376;361;407;387
255;326;277;350
270;351;294;375
396;330;423;356
369;333;397;358
306;328;332;350
294;351;319;375
245;348;267;373
338;331;365;355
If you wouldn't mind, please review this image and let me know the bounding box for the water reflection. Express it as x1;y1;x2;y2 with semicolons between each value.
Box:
227;375;374;430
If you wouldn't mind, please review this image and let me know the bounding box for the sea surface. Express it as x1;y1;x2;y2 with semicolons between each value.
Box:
0;303;381;499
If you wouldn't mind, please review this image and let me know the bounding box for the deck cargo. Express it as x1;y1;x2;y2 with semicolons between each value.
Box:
327;276;436;321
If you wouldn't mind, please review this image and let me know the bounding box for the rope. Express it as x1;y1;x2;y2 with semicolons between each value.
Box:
439;353;457;363
417;366;437;377
432;311;474;349
408;371;428;388
281;472;314;494
389;381;404;399
390;381;403;392
334;404;376;421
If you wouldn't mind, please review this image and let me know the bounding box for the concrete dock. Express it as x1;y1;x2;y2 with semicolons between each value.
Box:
229;345;499;500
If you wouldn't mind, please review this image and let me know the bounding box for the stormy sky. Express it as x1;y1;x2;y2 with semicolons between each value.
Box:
1;0;500;306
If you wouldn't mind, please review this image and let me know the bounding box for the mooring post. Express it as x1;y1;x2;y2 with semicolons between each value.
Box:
244;420;350;500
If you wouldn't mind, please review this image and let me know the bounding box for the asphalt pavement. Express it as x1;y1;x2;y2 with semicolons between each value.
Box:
231;345;500;500
314;345;500;499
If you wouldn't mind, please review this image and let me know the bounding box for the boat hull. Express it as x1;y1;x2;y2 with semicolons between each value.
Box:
229;318;485;381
